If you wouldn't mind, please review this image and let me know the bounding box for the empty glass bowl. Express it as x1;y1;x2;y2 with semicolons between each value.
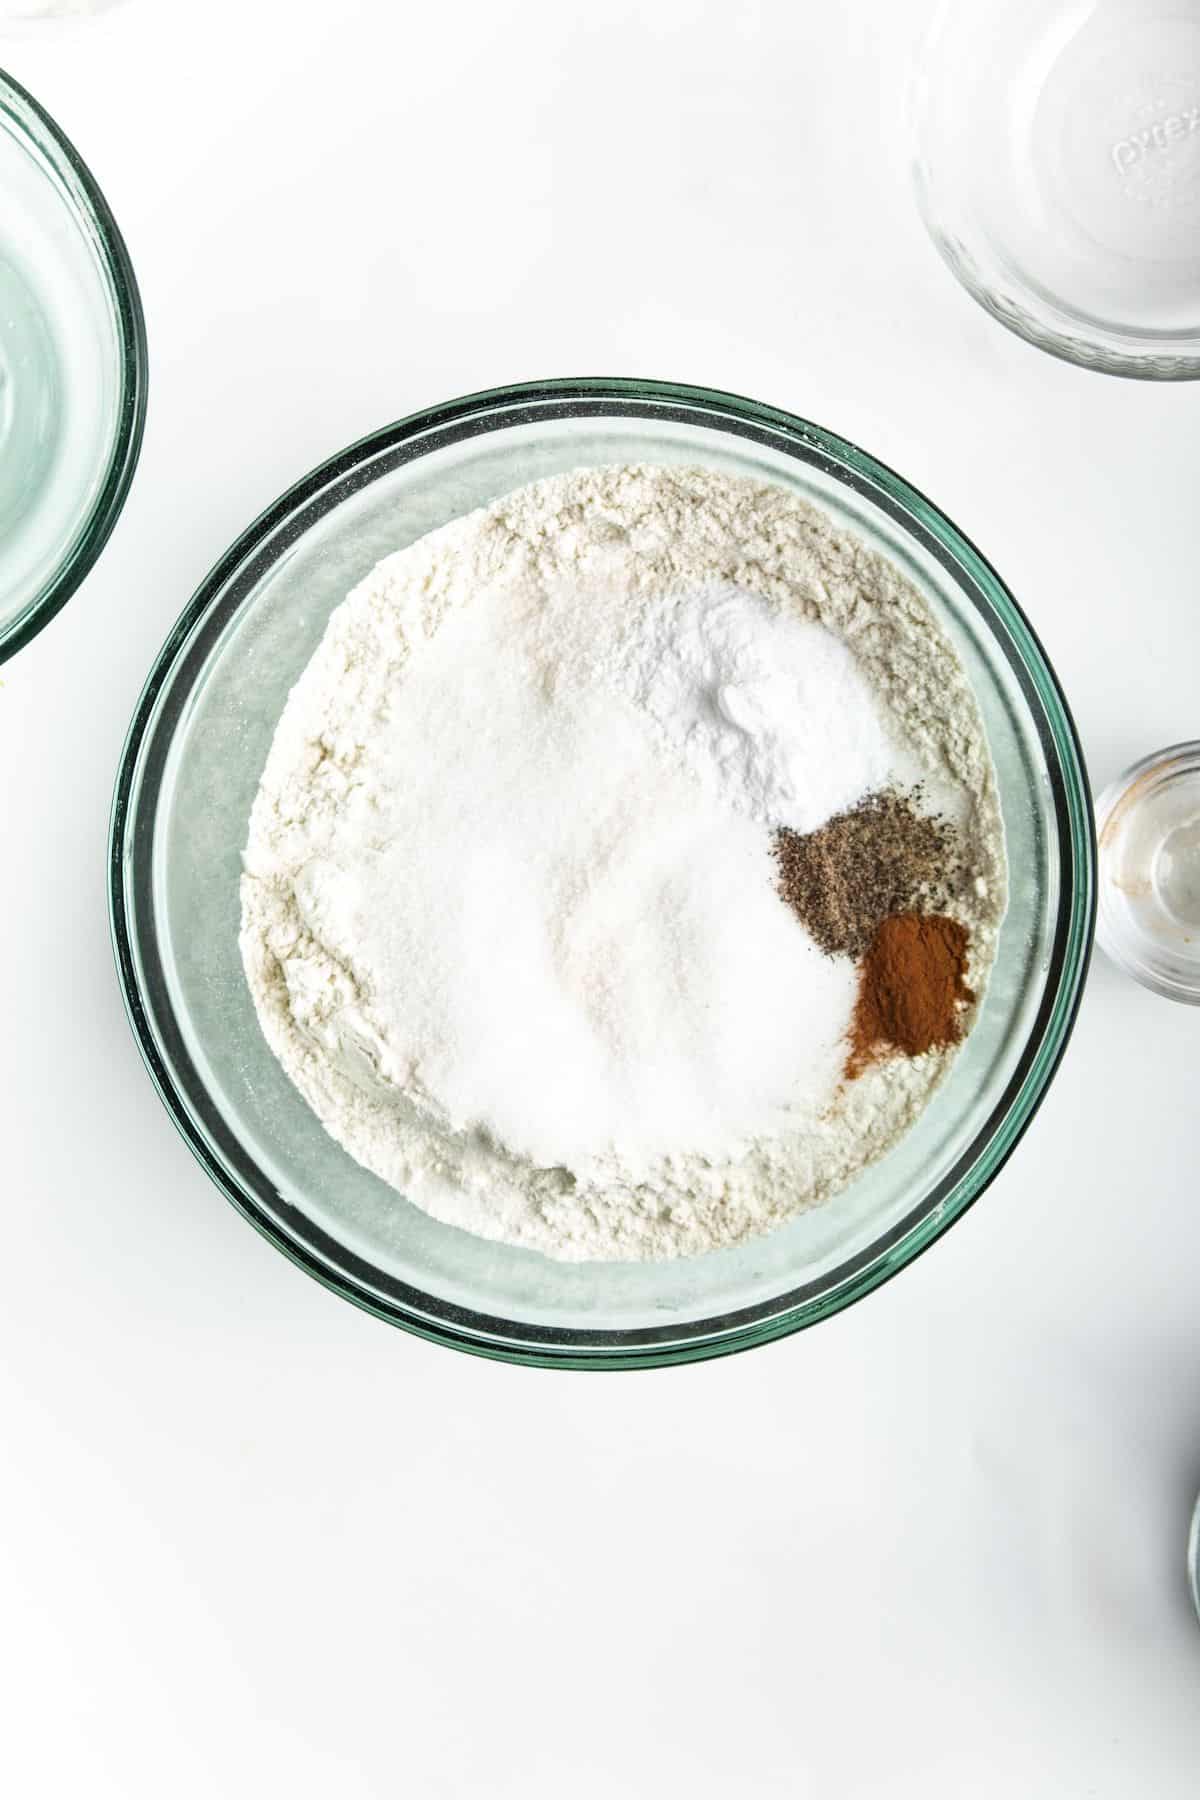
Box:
109;380;1095;1367
0;69;146;663
912;0;1200;378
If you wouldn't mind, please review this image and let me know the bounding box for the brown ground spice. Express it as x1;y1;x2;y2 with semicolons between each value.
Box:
847;912;974;1078
773;789;960;959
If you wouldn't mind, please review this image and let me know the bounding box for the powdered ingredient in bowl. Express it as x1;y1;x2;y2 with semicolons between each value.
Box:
240;466;1006;1262
847;913;974;1077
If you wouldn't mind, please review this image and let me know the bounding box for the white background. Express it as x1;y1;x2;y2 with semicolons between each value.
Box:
3;1;1200;1793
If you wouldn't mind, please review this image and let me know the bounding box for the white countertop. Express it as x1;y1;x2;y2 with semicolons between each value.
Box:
4;2;1199;1793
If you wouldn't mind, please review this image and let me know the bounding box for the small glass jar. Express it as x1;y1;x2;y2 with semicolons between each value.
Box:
1096;743;1200;1004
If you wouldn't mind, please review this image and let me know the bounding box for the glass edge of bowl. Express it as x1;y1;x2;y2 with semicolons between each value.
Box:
0;64;148;666
106;377;1098;1369
928;237;1200;382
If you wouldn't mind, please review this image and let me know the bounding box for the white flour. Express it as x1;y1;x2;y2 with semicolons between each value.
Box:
241;465;1006;1263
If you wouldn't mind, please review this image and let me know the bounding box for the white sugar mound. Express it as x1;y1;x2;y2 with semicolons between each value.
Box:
280;594;856;1177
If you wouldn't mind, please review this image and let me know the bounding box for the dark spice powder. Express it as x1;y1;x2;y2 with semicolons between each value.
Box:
773;788;960;958
847;912;973;1078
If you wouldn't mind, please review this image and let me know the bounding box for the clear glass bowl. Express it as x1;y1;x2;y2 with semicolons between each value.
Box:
912;0;1200;379
0;68;146;663
1096;742;1200;1003
109;380;1095;1368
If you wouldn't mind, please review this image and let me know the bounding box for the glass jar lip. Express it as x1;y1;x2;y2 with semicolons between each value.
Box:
109;378;1097;1367
0;66;148;665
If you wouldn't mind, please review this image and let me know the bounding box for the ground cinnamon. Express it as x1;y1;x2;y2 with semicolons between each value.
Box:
847;913;973;1077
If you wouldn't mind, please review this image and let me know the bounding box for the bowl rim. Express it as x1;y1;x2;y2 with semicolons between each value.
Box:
911;200;1200;382
0;66;148;665
108;377;1097;1368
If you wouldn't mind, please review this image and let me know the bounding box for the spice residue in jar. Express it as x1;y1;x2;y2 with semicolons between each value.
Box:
846;912;973;1077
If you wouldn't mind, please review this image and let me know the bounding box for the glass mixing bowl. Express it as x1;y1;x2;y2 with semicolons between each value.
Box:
912;0;1200;378
0;68;146;663
109;380;1095;1368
